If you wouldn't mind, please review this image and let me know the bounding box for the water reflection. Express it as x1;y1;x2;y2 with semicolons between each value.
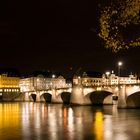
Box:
94;111;103;140
0;103;21;140
0;103;140;140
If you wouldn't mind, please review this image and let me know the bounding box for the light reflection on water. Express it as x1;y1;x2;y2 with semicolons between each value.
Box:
0;103;140;140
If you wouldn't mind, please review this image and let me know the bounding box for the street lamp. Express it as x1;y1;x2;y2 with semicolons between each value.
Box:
105;71;110;85
106;71;110;77
52;74;56;78
118;61;122;77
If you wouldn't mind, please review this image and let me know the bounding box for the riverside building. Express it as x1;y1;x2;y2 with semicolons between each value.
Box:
20;74;71;93
73;71;138;86
0;74;20;100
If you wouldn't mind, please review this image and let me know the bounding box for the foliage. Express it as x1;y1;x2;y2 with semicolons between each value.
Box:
98;0;140;52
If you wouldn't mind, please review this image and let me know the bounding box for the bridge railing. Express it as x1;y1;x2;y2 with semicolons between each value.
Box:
82;83;140;88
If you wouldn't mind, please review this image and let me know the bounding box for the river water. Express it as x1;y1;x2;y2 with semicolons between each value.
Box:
0;102;140;140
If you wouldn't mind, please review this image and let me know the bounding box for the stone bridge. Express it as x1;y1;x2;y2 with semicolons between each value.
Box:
71;85;116;105
16;87;72;104
71;84;140;108
117;84;140;108
11;83;140;108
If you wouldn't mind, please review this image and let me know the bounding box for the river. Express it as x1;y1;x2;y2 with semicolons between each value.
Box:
0;102;140;140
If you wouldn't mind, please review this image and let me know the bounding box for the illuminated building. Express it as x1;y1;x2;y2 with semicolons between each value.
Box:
20;74;72;92
103;73;137;85
0;74;20;100
74;72;103;86
118;74;137;84
73;71;138;86
82;77;102;86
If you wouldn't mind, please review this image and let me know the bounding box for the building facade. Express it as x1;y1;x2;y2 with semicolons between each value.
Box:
102;73;137;85
73;73;138;86
20;74;72;93
0;74;20;100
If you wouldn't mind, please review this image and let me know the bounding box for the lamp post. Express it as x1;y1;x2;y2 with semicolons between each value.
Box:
118;61;122;77
105;71;110;85
118;61;122;86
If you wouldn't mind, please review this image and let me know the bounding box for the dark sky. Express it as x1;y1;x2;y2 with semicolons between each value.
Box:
0;0;140;77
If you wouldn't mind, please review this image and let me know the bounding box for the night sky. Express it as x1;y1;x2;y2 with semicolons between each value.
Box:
0;0;140;77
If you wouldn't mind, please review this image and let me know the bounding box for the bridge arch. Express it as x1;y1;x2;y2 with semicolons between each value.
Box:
126;91;140;108
86;90;113;105
40;93;52;103
30;93;36;102
60;92;71;104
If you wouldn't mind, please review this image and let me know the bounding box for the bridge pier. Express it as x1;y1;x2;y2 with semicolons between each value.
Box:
117;85;127;108
24;92;30;101
71;85;87;105
36;92;41;102
49;89;55;103
51;89;63;103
